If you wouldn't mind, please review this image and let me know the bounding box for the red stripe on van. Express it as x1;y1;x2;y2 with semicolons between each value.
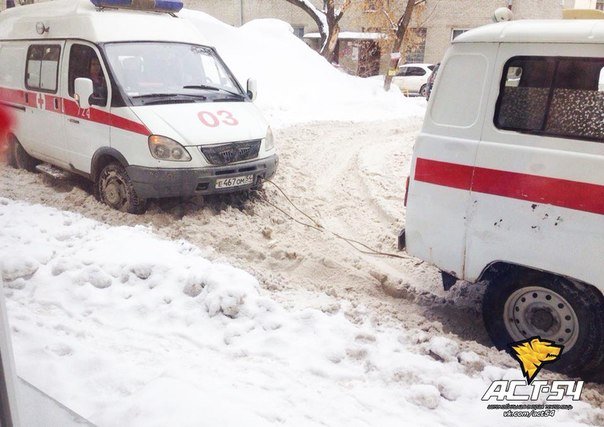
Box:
414;158;474;191
0;86;150;136
62;99;150;135
414;158;604;215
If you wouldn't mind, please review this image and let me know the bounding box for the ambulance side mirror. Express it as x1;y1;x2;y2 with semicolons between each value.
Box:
74;78;93;109
247;78;257;101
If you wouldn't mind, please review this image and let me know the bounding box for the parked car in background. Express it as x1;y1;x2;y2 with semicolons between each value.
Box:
392;63;434;96
425;62;440;100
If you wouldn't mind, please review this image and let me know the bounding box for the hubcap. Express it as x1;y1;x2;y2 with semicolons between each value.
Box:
504;286;579;350
102;172;127;208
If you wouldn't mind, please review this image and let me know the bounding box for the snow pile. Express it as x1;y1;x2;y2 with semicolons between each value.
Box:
0;199;600;426
180;10;426;127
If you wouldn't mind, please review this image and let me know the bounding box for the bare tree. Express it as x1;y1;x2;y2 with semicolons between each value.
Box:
382;0;425;91
283;0;351;62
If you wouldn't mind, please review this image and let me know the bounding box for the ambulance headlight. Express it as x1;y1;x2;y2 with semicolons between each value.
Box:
148;135;191;162
263;127;274;151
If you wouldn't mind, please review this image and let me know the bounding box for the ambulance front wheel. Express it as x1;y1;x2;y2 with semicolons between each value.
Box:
97;162;147;214
7;136;39;171
482;271;604;378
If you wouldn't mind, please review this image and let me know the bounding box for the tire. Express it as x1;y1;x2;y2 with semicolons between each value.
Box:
419;84;428;98
7;136;39;171
483;271;604;378
96;162;147;214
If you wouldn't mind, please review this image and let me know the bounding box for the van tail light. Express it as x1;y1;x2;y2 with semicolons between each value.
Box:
404;176;410;207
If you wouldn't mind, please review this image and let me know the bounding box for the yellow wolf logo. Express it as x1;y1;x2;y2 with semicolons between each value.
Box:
510;337;563;384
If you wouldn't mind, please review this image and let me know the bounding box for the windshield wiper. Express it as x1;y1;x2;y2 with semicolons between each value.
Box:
213;96;245;102
133;93;181;99
183;85;220;91
183;85;245;99
132;93;207;105
133;93;207;99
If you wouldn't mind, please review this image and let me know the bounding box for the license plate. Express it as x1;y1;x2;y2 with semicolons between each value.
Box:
215;175;254;189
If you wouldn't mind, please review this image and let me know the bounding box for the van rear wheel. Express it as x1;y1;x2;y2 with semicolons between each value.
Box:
97;163;147;214
7;136;39;171
483;271;604;377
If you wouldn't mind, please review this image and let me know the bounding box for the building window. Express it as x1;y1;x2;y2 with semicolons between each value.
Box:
451;28;470;41
403;28;426;63
495;56;604;142
364;0;390;12
292;25;305;39
597;0;604;11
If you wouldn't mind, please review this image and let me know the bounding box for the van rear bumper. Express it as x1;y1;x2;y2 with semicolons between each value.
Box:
126;155;278;199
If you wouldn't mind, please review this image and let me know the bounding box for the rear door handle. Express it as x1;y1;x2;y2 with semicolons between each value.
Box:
69;118;80;124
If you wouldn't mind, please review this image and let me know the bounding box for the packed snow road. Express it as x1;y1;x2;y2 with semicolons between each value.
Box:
0;119;487;345
1;119;603;423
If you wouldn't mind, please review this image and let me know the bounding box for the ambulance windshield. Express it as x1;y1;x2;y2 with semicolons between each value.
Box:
104;42;244;105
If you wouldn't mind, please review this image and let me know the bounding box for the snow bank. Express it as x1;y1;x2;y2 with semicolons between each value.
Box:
0;199;600;426
180;10;426;127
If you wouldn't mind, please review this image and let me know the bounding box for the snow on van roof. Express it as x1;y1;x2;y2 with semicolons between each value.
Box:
454;19;604;44
0;0;210;45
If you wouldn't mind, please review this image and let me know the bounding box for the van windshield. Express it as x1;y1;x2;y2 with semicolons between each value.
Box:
103;42;245;105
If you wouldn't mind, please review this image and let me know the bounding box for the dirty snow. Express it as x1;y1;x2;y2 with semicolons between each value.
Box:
1;198;601;427
1;120;603;426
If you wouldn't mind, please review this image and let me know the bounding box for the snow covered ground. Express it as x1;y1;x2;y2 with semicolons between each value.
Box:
1;198;601;426
0;7;603;427
1;119;603;426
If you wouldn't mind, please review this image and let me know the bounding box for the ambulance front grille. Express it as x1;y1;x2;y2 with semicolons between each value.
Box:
199;140;261;166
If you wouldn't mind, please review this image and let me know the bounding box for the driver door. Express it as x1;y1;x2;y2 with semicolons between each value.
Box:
61;41;111;175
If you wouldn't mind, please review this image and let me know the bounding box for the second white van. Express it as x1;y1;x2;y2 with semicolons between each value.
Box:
401;19;604;378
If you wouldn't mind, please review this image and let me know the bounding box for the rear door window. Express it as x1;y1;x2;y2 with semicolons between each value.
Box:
25;45;61;93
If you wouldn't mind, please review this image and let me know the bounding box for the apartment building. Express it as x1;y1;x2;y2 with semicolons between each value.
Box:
0;1;579;75
186;1;566;74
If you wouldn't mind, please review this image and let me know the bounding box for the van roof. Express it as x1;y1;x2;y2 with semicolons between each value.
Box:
0;0;210;45
454;20;604;44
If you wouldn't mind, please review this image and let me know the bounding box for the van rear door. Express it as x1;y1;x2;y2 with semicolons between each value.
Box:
405;43;498;279
465;43;604;287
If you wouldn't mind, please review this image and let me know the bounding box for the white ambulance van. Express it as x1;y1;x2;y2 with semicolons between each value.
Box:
401;19;604;377
0;0;277;214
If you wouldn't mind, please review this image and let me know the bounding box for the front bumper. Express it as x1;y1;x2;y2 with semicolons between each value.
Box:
127;154;278;199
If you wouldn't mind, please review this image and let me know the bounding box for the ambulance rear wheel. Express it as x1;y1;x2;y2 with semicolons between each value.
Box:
8;136;39;171
97;163;147;214
483;271;604;377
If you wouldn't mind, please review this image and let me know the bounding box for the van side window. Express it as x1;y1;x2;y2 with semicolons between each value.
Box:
25;45;60;93
68;44;107;107
496;56;604;142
